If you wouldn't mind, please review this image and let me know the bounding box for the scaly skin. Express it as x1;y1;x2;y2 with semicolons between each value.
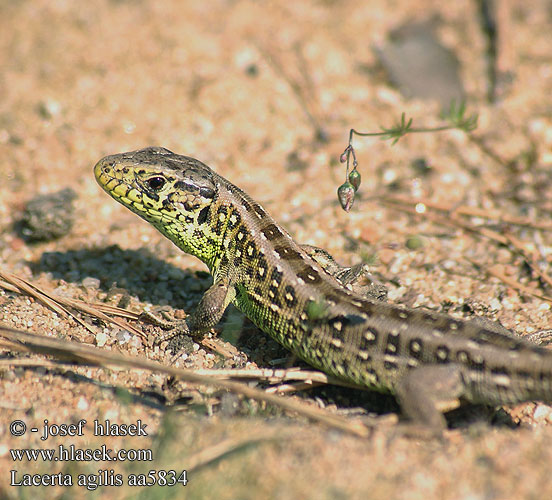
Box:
94;147;552;432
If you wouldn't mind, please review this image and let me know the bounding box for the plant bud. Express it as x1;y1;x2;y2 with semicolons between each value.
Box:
348;169;361;191
337;182;355;212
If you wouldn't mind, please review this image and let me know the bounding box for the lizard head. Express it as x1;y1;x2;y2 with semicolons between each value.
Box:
94;147;221;266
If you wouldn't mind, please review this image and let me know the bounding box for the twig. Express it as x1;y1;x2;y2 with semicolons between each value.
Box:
0;325;372;438
501;232;552;290
0;268;145;338
0;269;249;361
337;103;478;211
266;381;325;394
475;262;552;305
0;358;75;369
192;367;357;387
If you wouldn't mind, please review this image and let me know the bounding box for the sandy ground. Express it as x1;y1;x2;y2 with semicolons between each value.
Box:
1;1;552;498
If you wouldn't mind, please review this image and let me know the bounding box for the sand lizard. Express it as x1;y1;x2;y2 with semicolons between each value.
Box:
94;146;552;434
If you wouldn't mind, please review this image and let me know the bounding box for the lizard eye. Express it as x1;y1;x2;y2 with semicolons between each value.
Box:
147;176;165;191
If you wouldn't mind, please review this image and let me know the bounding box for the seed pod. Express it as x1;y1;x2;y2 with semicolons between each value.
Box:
348;169;361;191
337;182;355;212
339;151;348;163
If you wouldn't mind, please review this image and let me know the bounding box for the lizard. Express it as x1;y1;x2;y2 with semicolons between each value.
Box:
94;146;552;434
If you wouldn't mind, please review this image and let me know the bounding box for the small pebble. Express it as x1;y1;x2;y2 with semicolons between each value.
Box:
533;404;552;423
82;277;101;289
488;298;501;310
96;331;108;347
18;188;77;242
116;330;131;344
76;397;89;411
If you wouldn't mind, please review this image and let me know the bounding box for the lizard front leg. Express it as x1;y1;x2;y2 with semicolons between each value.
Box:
144;277;236;360
185;277;236;339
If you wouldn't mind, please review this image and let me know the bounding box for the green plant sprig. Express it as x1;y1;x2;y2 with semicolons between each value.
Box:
337;101;478;212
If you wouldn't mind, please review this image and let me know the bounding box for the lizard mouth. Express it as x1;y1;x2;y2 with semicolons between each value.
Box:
94;156;159;219
94;156;136;203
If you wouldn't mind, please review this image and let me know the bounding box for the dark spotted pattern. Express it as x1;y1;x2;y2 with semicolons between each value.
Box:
213;205;228;235
283;285;297;307
324;294;343;305
236;227;247;245
241;198;253;213
245;240;257;259
359;327;379;350
490;365;509;376
256;254;268;282
434;345;450;363
145;191;159;202
219;253;229;268
408;338;424;360
227;209;241;230
421;312;440;324
274;245;303;260
183;201;196;212
162;198;175;212
340;359;350;372
252;203;266;219
247;290;263;308
328;316;347;342
456;350;485;372
384;333;400;356
383;359;399;371
261;223;284;241
297;266;322;284
196;205;209;224
268;268;283;307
